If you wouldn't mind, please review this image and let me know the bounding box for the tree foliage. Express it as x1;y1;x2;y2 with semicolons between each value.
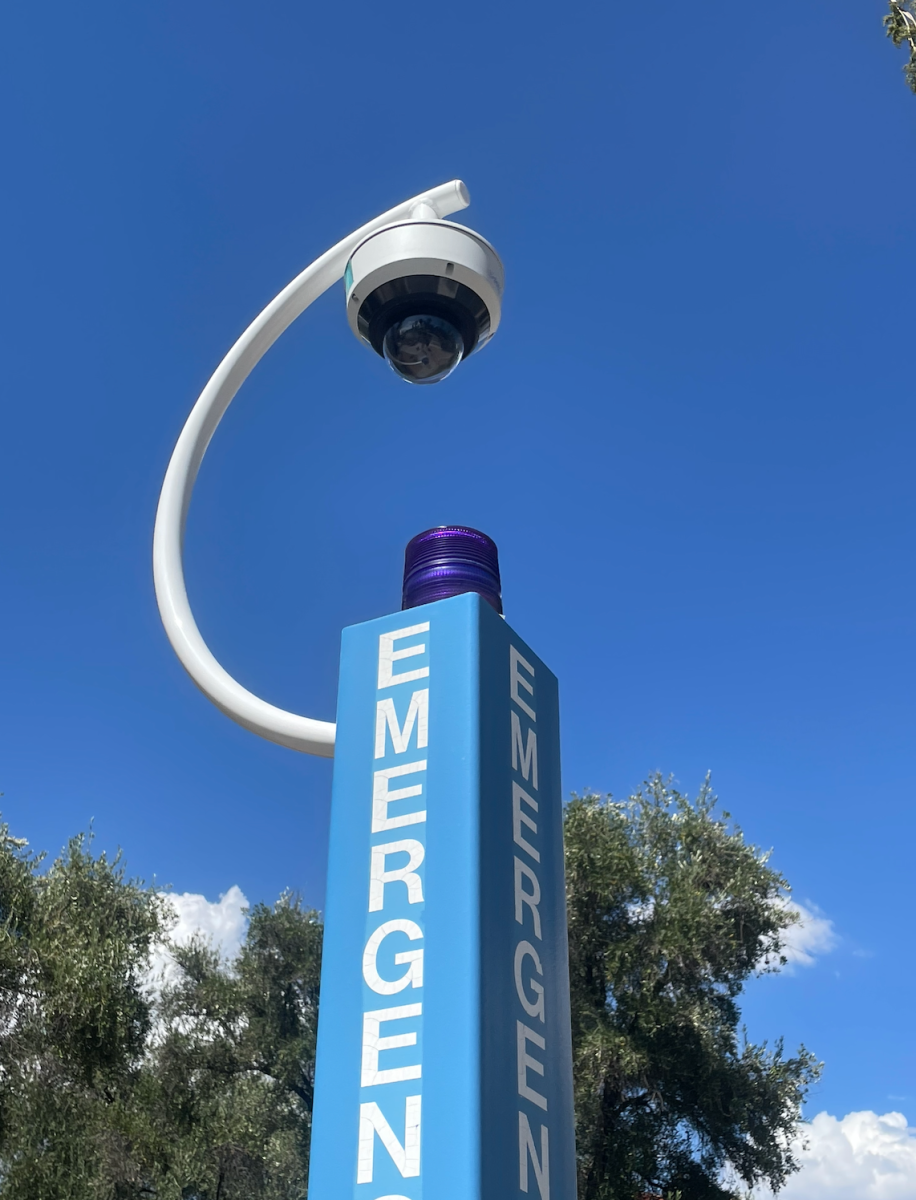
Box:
0;824;168;1197
885;0;916;94
565;776;820;1200
0;820;320;1199
141;893;321;1199
0;776;819;1199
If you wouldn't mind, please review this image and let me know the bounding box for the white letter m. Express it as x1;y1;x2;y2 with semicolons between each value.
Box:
375;691;428;758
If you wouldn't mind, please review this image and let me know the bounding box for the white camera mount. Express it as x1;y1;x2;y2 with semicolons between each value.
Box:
152;182;483;758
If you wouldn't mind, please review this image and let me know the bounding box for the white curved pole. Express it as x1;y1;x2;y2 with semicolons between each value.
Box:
153;181;471;757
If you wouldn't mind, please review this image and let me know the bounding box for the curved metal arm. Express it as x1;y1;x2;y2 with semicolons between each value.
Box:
153;181;471;757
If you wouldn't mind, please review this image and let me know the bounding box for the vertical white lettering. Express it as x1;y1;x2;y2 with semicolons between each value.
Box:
361;1004;423;1086
511;712;538;789
512;783;540;861
363;921;424;995
510;646;536;721
519;1112;550;1199
378;624;430;689
358;623;429;1189
516;1021;548;1110
514;941;545;1022
510;641;553;1192
369;840;425;912
372;762;427;832
357;1096;421;1182
514;857;542;939
375;690;429;758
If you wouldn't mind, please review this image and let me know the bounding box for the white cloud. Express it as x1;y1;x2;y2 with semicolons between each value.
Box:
755;1110;916;1199
147;886;249;993
777;898;837;968
163;886;249;959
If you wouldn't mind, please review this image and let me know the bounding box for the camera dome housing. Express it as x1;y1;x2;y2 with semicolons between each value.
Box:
345;219;504;385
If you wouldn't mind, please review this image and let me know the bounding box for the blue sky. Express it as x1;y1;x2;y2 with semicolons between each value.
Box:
2;0;914;1190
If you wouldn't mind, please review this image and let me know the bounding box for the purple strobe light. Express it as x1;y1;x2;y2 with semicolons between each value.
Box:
402;526;502;614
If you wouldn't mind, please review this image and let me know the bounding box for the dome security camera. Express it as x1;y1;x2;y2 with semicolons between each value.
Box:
344;218;504;385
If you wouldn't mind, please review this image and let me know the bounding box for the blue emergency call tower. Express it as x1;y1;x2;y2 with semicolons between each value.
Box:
308;529;575;1200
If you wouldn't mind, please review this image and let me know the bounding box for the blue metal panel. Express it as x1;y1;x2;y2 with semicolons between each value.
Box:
308;593;575;1200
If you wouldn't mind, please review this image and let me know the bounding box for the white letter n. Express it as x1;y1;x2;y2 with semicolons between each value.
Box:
519;1111;549;1199
357;1096;421;1183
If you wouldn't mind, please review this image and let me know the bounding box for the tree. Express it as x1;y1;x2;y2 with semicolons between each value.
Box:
564;776;820;1200
0;823;168;1198
138;893;321;1199
885;0;916;94
0;820;320;1199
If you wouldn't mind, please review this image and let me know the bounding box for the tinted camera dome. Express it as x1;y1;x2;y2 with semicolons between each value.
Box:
383;314;464;385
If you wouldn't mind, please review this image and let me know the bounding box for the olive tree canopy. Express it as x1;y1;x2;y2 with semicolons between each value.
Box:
565;776;820;1200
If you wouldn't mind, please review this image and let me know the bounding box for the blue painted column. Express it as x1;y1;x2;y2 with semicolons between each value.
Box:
308;591;575;1200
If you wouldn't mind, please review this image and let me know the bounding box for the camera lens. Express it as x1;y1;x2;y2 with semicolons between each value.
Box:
383;314;464;385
